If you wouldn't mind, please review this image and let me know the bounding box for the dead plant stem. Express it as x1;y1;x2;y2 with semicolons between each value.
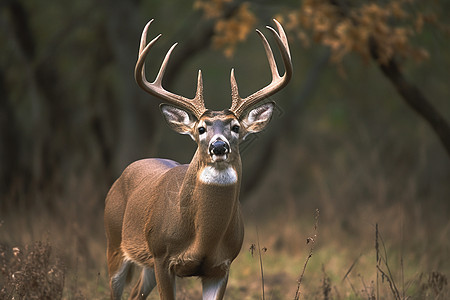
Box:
376;223;380;300
293;209;319;300
376;224;401;300
256;225;265;300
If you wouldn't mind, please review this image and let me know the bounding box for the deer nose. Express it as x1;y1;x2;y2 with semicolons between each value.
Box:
209;140;229;156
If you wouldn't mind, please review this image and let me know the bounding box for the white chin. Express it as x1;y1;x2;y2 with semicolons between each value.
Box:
212;154;228;162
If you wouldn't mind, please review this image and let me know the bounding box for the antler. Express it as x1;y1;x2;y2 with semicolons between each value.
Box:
135;20;206;118
229;19;293;118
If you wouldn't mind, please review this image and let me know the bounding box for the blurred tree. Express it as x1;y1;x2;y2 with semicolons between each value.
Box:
274;0;450;156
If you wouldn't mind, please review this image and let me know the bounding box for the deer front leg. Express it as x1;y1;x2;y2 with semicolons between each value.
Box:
202;274;229;300
154;259;176;300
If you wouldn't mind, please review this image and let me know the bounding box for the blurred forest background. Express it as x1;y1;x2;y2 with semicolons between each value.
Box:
1;0;449;299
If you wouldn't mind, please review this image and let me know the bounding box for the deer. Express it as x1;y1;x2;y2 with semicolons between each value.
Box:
104;18;292;300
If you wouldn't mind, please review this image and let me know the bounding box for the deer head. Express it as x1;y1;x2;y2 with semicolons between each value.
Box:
135;19;292;164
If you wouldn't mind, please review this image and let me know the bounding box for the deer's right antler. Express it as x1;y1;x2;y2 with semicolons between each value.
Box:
135;20;207;118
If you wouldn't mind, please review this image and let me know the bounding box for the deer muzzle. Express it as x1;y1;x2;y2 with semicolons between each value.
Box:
209;139;230;161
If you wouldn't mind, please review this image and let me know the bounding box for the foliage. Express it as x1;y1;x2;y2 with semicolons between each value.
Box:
280;0;435;65
212;3;257;58
195;0;257;58
194;0;233;19
200;0;449;67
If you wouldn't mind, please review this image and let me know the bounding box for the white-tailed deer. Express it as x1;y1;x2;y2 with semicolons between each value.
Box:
104;19;292;300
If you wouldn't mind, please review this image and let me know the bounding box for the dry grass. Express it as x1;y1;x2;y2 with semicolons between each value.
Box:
0;241;64;299
0;201;449;299
0;176;449;300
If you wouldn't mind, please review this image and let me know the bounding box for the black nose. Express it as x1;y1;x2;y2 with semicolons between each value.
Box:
210;140;229;156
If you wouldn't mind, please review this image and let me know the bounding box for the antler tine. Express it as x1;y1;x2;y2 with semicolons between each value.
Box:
230;19;293;118
256;28;279;80
271;19;291;61
135;20;206;118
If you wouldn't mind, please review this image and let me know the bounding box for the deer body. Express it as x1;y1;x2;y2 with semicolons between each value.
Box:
105;19;292;299
105;156;243;298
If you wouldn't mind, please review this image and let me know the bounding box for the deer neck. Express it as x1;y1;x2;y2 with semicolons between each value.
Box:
179;149;242;251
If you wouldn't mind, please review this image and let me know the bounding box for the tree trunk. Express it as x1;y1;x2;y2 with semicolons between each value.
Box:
369;40;450;156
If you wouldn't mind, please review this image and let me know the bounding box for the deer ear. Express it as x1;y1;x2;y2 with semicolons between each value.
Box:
160;104;197;137
240;102;274;140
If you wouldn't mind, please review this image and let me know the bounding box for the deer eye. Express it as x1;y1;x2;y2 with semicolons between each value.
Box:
198;126;206;135
232;125;240;133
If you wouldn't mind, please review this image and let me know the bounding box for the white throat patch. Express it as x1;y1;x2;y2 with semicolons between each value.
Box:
199;166;238;185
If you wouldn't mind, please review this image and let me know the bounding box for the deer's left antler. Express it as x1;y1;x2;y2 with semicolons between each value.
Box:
229;19;293;118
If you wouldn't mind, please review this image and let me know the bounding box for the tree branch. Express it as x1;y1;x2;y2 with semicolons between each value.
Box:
369;38;450;155
328;0;450;157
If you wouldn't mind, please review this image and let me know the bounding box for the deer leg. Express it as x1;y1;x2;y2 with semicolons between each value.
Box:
154;260;176;300
129;267;157;300
202;274;229;300
110;259;133;300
